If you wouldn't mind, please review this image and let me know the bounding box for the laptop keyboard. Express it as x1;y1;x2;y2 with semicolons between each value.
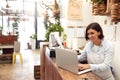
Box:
78;69;92;75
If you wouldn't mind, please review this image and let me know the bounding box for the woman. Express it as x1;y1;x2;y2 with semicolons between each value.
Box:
78;22;115;80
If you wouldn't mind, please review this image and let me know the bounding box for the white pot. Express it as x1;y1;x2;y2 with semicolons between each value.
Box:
31;39;36;50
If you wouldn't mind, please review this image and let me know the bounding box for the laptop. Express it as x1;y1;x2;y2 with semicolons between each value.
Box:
49;33;64;49
55;47;92;75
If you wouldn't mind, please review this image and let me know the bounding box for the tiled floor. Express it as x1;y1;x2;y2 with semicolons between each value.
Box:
0;49;40;80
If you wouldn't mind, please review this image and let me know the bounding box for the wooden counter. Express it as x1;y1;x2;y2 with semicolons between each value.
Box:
40;43;102;80
51;58;101;80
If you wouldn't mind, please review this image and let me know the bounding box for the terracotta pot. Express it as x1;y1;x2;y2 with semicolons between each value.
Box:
111;4;119;10
111;15;118;18
93;8;99;15
99;4;106;10
111;18;118;22
111;9;119;15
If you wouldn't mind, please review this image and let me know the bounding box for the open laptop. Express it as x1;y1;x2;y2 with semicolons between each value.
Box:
55;47;92;75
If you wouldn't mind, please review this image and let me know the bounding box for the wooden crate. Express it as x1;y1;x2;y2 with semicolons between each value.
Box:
34;65;40;79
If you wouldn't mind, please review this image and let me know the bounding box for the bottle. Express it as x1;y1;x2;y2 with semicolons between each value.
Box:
63;41;66;48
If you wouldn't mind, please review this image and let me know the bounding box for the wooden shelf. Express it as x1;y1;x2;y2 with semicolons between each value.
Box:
93;11;110;16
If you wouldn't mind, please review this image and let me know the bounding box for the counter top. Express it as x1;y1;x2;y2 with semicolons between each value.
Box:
0;44;14;48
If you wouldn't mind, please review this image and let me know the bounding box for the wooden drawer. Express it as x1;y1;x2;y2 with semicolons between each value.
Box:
34;65;40;79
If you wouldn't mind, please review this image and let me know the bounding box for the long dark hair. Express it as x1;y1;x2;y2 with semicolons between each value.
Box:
85;22;104;40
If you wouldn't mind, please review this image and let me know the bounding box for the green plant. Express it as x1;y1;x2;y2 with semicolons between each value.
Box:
86;0;105;4
12;10;20;36
45;23;64;41
95;0;104;4
62;33;67;41
30;34;37;39
0;25;3;30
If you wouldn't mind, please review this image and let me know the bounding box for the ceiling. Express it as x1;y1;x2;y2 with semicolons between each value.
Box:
2;0;40;2
0;0;41;16
0;0;54;16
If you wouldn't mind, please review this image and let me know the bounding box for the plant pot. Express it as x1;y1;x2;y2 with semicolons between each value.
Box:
31;39;36;50
92;4;106;15
99;4;106;14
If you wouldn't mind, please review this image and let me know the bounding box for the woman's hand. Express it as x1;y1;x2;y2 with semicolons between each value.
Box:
78;64;90;70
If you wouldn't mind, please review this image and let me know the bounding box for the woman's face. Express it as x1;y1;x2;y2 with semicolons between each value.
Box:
87;29;100;42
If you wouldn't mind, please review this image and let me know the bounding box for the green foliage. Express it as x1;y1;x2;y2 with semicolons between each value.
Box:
12;12;20;27
12;22;19;27
12;11;20;36
87;0;104;4
45;23;64;41
95;0;104;4
62;33;67;41
30;34;37;39
0;25;3;30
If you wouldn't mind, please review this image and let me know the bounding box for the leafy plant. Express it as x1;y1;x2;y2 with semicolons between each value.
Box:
62;33;67;41
45;23;64;41
12;11;20;36
30;34;37;39
86;0;105;4
0;25;3;30
95;0;104;4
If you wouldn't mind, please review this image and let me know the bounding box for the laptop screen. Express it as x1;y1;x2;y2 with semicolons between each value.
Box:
51;34;59;47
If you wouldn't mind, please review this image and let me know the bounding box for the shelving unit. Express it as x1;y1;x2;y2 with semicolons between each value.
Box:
92;0;120;23
0;54;12;64
0;35;17;64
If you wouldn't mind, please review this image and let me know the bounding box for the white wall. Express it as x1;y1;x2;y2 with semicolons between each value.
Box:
112;25;120;80
60;0;94;27
58;0;94;49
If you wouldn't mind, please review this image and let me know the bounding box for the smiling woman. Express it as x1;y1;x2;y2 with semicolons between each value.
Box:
78;22;115;80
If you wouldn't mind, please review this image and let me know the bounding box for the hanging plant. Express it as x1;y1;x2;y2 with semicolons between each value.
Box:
12;11;20;36
86;0;105;4
88;0;107;15
12;22;18;27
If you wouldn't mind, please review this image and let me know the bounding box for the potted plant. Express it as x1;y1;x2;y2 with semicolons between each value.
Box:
62;33;67;47
45;23;64;41
30;34;37;50
87;0;107;15
12;11;20;36
88;0;105;4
